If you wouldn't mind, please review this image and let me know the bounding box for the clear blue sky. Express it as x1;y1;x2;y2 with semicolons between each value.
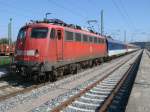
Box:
0;0;150;42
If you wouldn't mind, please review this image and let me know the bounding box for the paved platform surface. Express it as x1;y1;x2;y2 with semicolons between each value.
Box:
0;68;8;78
126;50;150;112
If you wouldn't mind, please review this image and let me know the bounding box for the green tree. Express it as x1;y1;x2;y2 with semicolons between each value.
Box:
0;38;9;44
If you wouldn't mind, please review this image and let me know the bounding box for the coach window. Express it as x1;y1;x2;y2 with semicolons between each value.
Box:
50;28;56;39
75;33;81;42
94;37;97;43
89;36;93;43
83;35;88;42
65;31;73;41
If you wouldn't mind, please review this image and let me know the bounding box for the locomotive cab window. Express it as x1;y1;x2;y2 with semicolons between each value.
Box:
31;27;48;38
17;28;26;40
57;30;62;40
50;28;56;39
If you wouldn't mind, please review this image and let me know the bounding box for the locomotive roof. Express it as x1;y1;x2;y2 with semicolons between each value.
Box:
24;19;106;39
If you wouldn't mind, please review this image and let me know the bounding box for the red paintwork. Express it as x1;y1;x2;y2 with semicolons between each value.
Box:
15;23;107;63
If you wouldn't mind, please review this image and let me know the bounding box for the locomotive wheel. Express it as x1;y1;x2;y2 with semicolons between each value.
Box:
52;70;57;81
95;59;99;66
70;68;76;74
38;72;46;83
100;58;104;63
70;64;76;74
49;70;57;82
58;68;64;77
37;76;42;83
27;73;32;81
76;64;81;73
33;75;38;83
89;60;93;68
20;70;29;81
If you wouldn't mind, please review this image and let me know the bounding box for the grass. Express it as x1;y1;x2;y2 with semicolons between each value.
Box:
0;56;12;66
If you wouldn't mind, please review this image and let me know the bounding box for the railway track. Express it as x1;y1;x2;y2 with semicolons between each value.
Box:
0;79;46;101
0;51;141;112
0;52;138;103
48;50;142;112
145;49;150;58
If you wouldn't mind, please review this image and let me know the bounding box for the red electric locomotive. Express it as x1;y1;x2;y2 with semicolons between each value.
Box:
15;19;107;82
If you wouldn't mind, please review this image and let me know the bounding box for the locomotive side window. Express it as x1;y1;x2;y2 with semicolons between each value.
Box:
65;31;73;41
31;28;48;38
75;33;81;41
103;39;105;43
17;28;26;40
94;37;97;43
83;35;88;42
98;38;100;43
101;39;103;43
50;28;56;39
89;36;93;43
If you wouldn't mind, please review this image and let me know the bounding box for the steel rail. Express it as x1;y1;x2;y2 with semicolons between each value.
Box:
50;52;140;112
145;50;150;58
0;52;138;102
98;51;142;112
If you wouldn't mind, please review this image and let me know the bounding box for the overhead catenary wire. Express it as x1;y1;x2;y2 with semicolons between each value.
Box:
0;1;35;19
48;0;88;22
119;0;136;29
111;0;133;29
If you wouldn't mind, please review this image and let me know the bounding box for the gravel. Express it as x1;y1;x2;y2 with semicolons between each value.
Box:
0;51;139;112
31;51;140;112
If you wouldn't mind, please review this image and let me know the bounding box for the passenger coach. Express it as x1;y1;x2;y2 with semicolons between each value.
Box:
106;37;127;56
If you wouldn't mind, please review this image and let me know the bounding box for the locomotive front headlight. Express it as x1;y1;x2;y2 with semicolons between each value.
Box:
35;49;39;57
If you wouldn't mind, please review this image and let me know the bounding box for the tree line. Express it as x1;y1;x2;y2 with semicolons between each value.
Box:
0;38;9;44
0;38;15;44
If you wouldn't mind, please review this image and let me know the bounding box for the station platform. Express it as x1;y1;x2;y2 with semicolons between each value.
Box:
126;50;150;112
0;68;8;78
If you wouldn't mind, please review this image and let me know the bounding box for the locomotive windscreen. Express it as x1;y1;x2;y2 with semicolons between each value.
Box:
31;28;48;38
17;28;26;40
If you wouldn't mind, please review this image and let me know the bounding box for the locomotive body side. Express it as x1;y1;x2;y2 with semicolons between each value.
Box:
15;23;107;80
63;27;107;63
